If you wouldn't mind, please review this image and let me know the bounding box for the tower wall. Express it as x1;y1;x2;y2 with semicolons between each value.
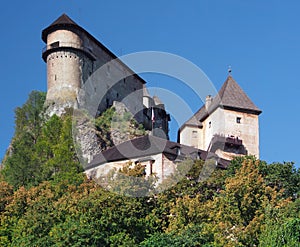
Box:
46;50;81;105
42;15;153;124
45;29;85;107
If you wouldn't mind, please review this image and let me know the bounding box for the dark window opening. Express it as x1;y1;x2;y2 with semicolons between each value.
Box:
192;130;198;138
150;160;154;175
237;117;241;124
50;41;59;48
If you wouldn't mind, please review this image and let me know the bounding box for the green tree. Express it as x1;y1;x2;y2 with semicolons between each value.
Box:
259;197;300;247
14;91;46;142
207;158;291;247
2;91;83;189
140;224;213;247
260;161;300;198
2;91;46;188
104;162;157;197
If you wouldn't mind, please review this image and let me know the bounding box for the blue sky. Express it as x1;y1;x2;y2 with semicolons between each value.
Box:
0;0;299;167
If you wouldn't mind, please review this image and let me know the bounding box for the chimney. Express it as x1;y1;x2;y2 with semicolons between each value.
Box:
205;95;212;110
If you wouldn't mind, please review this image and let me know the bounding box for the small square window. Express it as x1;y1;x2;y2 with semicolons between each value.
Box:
209;121;212;128
192;130;198;138
236;117;241;124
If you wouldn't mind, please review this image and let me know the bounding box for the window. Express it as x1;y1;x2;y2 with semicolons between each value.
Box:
50;41;59;48
209;121;212;128
192;130;198;138
236;117;241;124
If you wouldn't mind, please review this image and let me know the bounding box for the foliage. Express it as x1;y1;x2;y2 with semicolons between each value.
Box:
94;107;116;148
1;91;300;246
0;155;299;246
94;106;146;149
259;161;300;198
103;161;157;197
139;224;214;247
1;91;82;189
258;196;300;247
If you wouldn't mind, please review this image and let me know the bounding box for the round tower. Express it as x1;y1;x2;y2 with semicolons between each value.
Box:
42;14;93;112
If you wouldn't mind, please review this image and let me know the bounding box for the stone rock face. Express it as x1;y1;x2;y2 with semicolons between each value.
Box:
72;101;147;166
71;112;101;166
45;101;77;117
110;101;147;146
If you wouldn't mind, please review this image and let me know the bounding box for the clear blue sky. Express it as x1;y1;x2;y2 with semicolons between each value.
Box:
0;0;299;167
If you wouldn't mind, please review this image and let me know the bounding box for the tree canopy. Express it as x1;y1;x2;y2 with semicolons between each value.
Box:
0;91;299;246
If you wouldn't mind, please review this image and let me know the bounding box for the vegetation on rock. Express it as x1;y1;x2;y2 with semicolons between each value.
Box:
0;91;299;246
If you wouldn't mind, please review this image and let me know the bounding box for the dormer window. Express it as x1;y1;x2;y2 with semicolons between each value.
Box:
236;117;241;124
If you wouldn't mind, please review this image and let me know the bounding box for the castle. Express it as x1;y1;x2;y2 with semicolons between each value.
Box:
42;14;169;138
42;14;262;180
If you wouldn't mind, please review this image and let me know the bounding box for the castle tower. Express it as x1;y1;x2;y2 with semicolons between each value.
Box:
179;75;262;160
42;14;170;139
42;14;95;112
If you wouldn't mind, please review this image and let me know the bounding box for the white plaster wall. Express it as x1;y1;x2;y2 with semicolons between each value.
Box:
202;108;226;150
85;152;180;185
223;109;259;157
201;108;259;157
180;126;202;148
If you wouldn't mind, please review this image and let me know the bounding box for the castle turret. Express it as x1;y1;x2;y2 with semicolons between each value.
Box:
42;14;95;112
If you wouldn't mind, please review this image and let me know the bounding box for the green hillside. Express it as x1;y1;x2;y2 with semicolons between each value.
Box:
0;91;299;246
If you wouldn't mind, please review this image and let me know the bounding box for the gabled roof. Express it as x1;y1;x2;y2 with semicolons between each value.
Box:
180;75;262;130
86;135;208;170
87;135;229;171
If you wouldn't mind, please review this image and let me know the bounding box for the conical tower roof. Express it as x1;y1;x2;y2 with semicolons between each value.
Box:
49;13;78;26
42;13;81;42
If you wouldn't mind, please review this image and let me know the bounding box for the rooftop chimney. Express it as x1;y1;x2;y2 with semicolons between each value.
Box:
205;95;212;110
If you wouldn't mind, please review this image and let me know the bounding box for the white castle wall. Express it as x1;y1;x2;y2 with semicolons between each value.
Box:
180;107;260;158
